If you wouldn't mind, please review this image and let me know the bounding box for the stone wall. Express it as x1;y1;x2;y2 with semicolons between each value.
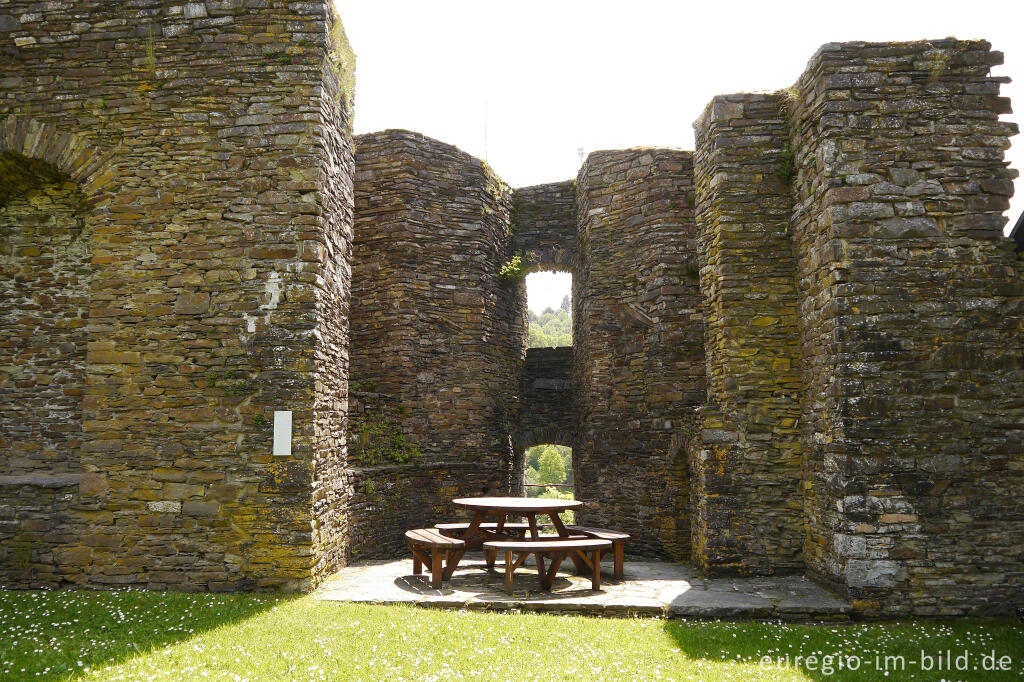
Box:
512;181;576;271
2;10;1021;617
0;0;354;590
347;130;525;559
0;169;90;475
690;94;805;575
309;13;356;588
787;40;1023;616
574;149;705;559
517;346;575;449
691;39;1023;615
0;476;82;586
513;346;575;494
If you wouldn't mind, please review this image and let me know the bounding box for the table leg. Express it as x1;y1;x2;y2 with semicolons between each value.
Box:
549;512;588;574
526;513;540;540
462;511;486;548
431;549;443;589
549;512;569;537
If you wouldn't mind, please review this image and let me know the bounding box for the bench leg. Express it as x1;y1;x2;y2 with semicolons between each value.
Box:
485;547;496;569
504;551;514;593
591;549;601;591
413;554;421;575
443;547;465;580
540;552;565;591
431;548;443;589
614;542;624;580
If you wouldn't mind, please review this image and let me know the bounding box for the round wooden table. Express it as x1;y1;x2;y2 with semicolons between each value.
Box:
452;496;583;543
452;496;587;575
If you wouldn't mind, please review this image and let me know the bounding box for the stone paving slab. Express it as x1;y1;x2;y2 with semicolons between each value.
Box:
317;558;852;620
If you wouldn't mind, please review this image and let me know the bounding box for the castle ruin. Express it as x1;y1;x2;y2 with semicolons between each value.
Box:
1;2;1021;616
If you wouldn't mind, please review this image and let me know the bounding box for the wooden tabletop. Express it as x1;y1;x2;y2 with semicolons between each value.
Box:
452;496;583;513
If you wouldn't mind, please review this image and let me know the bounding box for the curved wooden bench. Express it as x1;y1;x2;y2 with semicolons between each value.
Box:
435;522;531;567
405;528;465;589
484;538;612;593
566;525;630;579
434;522;530;538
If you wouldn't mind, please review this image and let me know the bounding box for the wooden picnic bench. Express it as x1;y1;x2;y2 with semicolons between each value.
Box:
434;521;530;539
484;538;612;593
565;525;630;579
404;528;465;589
436;521;531;568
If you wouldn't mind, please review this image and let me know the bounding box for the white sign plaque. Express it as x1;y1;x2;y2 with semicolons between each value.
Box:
273;410;292;457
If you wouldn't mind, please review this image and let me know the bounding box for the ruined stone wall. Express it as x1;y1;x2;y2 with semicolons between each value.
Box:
0;1;354;590
574;149;704;559
309;14;356;587
690;94;805;576
517;346;575;449
691;39;1022;615
3;9;1021;615
788;40;1023;616
0;170;90;475
512;181;576;271
348;130;524;559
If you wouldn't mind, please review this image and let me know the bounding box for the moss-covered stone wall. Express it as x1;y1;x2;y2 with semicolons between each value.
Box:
512;181;577;272
0;172;90;476
692;39;1023;616
347;130;525;558
0;0;354;590
574;149;705;560
691;94;805;576
788;40;1023;616
2;13;1020;617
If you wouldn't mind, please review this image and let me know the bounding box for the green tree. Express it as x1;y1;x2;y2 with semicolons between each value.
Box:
560;294;571;313
537;485;575;524
528;307;572;347
524;444;573;497
537;446;566;485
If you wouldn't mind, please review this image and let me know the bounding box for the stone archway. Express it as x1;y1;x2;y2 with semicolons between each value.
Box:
0;116;118;477
0;117;119;205
0;152;91;474
0;117;118;585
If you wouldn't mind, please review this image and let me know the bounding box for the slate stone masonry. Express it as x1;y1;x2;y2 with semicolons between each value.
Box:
691;93;805;576
347;130;524;559
2;8;1021;617
692;39;1023;615
0;1;355;590
574;149;706;560
788;40;1023;616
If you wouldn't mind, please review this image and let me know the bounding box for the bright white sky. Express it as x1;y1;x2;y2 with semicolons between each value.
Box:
337;0;1024;313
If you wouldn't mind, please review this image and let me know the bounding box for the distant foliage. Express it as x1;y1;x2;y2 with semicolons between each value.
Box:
529;306;571;347
536;486;575;524
524;444;573;500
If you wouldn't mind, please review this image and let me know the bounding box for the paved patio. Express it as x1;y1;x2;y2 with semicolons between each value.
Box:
317;557;852;620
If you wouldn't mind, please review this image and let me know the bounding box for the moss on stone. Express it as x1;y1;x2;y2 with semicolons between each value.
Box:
327;9;356;113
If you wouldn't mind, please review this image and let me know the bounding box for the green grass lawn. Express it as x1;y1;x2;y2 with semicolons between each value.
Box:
1;590;1022;680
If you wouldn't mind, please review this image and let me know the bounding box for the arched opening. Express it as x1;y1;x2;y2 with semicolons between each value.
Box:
523;443;574;523
0;152;92;475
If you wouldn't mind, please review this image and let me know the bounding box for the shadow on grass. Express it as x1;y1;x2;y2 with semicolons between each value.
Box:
0;589;297;680
662;617;1024;682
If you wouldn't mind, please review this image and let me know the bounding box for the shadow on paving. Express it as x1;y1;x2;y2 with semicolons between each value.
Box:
0;588;294;680
661;618;1024;682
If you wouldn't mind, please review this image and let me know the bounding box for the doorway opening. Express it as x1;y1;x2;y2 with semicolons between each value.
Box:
525;271;572;348
523;443;574;523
